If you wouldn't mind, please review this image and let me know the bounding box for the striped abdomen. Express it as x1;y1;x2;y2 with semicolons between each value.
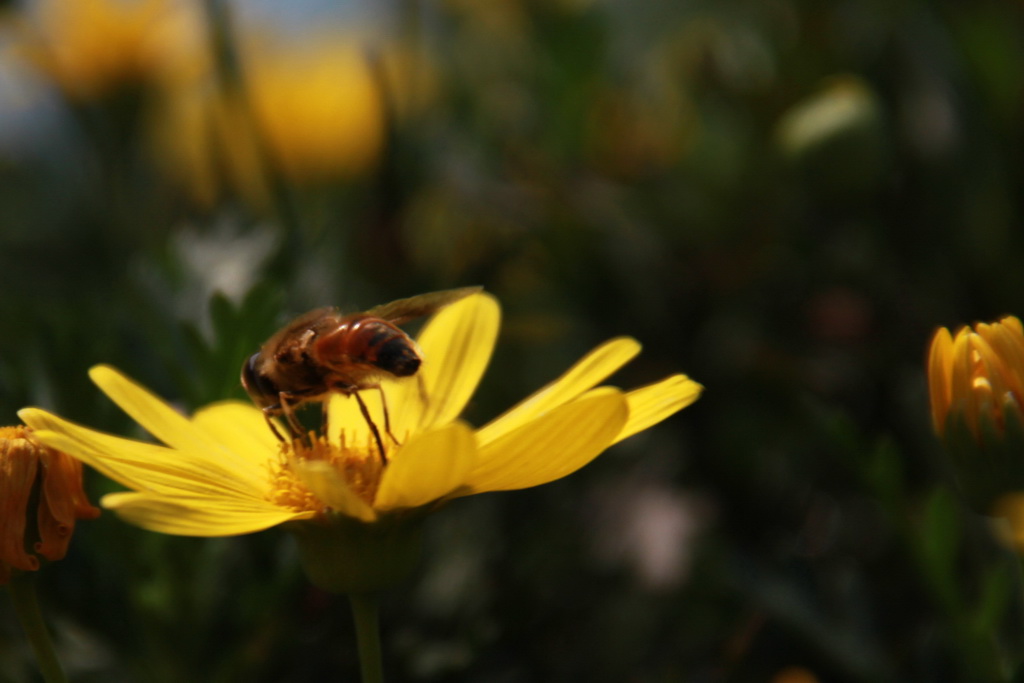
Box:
314;316;421;379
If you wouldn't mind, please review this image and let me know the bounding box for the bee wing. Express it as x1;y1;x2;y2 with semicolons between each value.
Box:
259;307;339;357
365;286;482;324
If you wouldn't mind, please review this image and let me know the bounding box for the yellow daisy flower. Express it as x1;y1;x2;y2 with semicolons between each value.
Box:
19;293;700;590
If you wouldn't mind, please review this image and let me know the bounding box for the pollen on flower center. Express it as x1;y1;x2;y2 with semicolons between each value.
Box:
265;432;387;513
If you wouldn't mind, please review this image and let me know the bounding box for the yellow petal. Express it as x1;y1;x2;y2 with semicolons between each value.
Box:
325;293;498;442
102;492;313;536
374;376;426;443
950;331;978;430
89;365;224;454
375;421;476;510
477;337;641;447
615;374;702;443
290;460;377;522
962;333;1002;434
191;400;281;470
408;293;500;433
18;408;268;499
463;387;628;494
326;385;386;447
983;321;1024;400
927;327;954;433
1002;316;1024;337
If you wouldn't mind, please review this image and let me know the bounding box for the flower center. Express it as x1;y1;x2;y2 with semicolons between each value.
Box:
265;431;389;514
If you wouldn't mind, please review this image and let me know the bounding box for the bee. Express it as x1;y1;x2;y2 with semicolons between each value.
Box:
241;287;481;458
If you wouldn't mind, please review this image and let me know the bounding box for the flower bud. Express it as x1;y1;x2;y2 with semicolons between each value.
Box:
927;317;1024;509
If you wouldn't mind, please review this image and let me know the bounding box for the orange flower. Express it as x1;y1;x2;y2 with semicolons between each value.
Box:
0;426;99;584
927;316;1024;509
928;316;1024;445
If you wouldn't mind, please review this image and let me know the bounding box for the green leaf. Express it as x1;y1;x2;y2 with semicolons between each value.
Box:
919;487;963;610
971;562;1012;635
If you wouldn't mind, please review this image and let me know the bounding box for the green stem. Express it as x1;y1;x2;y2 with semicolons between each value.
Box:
7;573;68;683
992;515;1024;669
349;593;383;683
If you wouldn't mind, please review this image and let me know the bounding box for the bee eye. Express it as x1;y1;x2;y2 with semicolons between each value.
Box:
241;353;278;406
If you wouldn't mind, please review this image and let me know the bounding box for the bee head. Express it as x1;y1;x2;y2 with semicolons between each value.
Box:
241;352;279;409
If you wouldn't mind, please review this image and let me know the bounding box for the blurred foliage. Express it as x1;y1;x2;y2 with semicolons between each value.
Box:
1;0;1024;680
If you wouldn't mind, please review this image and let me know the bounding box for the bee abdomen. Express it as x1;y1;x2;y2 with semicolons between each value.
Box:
374;337;421;377
353;319;420;376
317;318;421;378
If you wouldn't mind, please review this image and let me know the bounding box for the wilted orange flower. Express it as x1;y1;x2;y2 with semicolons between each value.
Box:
0;426;99;584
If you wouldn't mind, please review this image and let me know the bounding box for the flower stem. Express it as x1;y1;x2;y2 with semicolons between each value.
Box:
349;593;383;683
7;573;68;683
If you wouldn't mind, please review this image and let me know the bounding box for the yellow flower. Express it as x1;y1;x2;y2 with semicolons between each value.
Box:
0;426;100;585
19;293;700;590
14;0;204;101
927;316;1024;508
245;43;384;183
151;39;385;209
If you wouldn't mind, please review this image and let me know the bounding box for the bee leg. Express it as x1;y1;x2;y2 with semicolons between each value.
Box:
417;374;429;410
354;391;387;464
279;395;308;444
263;410;287;442
375;385;401;446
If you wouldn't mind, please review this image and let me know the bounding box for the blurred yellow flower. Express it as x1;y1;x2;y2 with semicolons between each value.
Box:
152;39;386;208
246;44;384;182
927;316;1024;508
0;426;99;585
15;0;204;100
776;76;885;192
20;293;700;590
